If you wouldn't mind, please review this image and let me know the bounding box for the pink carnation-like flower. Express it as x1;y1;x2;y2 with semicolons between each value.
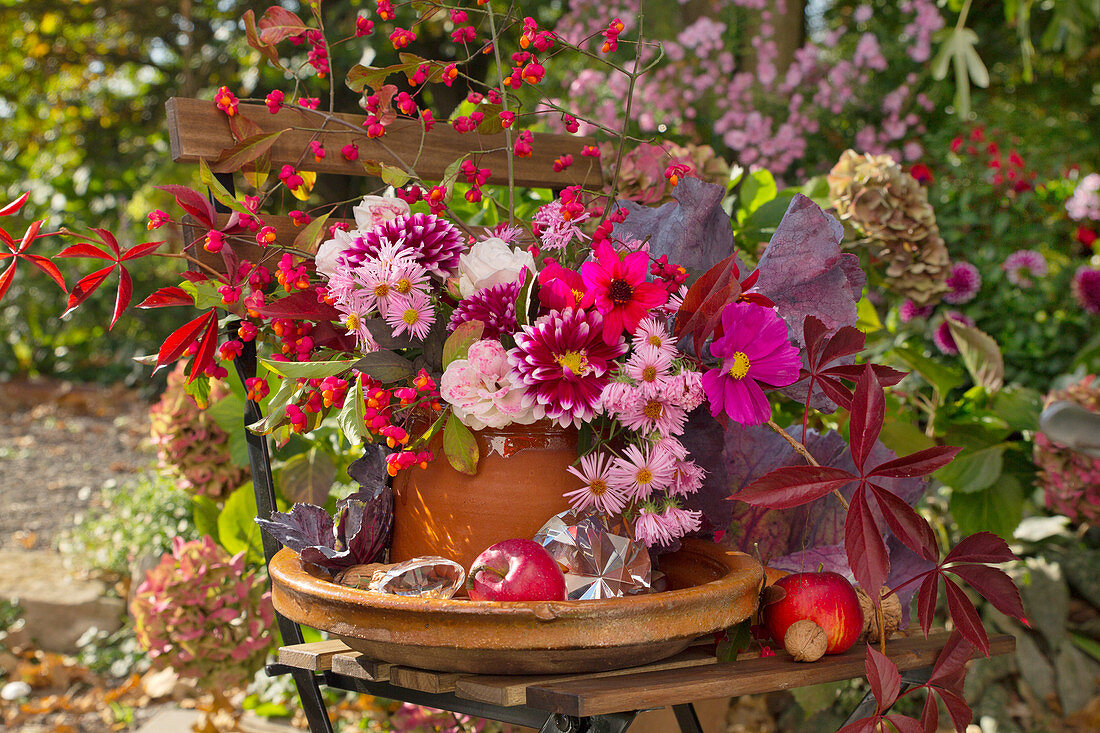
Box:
449;280;522;338
440;339;540;430
1002;249;1047;288
564;452;627;514
508;307;627;428
1073;266;1100;315
898;299;934;323
607;444;676;501
932;311;975;355
581;241;668;344
701;302;801;426
942;261;981;304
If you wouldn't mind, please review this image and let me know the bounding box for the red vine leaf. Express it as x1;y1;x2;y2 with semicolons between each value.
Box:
138;286;194;309
868;446;962;479
916;574;939;637
845;488;890;597
943;532;1016;565
943;576;990;656
258;7;310;45
866;643;902;710
732;465;856;509
673;253;742;357
256;289;340;321
868;482;939;562
156;185;216;229
56;230;163;329
848;365;886;472
946;563;1026;625
155;310;218;372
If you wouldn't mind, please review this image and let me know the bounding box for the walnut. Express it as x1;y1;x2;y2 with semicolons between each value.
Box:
784;620;828;663
856;586;903;639
335;563;394;589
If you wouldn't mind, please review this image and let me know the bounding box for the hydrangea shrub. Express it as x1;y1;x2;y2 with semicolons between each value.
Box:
1035;375;1100;524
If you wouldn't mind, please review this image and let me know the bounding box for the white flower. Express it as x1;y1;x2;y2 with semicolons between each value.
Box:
352;195;410;230
315;228;358;280
456;238;535;299
440;340;541;430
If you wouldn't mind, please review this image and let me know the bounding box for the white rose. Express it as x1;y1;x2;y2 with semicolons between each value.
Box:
314;228;358;280
457;238;535;299
353;195;410;230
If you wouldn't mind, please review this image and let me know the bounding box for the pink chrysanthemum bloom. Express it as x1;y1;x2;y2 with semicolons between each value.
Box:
666;369;705;411
532;199;591;250
385;291;435;340
1002;250;1048;288
481;223;525;245
598;379;637;416
607;444;676;501
670;459;706;496
350;213;464;278
449;280;521;338
653;436;688;462
616;390;688;437
942;261;982;304
508;307;628;427
632;317;677;358
624;347;673;390
932;311;975;355
701;302;801;426
898;299;934;323
1072;267;1100;315
633;503;675;547
337;299;379;352
581;240;669;344
564;452;627;514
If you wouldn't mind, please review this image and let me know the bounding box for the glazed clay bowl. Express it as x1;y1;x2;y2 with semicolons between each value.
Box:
269;538;763;674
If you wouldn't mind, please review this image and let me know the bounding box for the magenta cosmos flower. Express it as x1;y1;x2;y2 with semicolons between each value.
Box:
580;241;668;344
701;301;801;426
508;307;628;428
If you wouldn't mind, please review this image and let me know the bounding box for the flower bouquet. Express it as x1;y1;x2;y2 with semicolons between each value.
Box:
3;0;1029;724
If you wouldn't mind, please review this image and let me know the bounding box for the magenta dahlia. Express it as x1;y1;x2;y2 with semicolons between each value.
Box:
449;280;522;338
943;261;982;304
898;299;934;323
701;301;801;426
508;307;628;428
341;213;464;278
1002;249;1047;288
1073;266;1100;315
581;241;668;344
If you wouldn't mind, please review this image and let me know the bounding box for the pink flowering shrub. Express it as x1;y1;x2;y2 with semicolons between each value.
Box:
1035;375;1100;524
131;536;275;689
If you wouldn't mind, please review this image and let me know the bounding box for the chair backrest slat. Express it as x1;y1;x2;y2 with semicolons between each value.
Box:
166;97;602;190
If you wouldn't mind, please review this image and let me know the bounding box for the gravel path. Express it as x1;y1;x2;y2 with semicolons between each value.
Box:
0;379;152;548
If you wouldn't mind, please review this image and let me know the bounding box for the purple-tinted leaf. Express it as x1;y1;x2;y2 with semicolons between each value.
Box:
943;532;1016;565
754;194;865;346
770;544;852;579
850;366;886;472
338;487;393;565
255;503;336;554
735;465;856;509
869;446;962;479
943;577;991;656
347;446;388;494
884;536;936;627
947;564;1026;623
869;483;939;562
846;490;890;596
866;643;902;709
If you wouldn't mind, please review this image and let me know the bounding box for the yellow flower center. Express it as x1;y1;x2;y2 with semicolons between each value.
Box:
647;335;663;347
571;288;585;304
641;365;658;382
728;351;751;380
590;479;608;496
636;468;654;485
395;278;412;294
374;282;389;297
555;349;590;376
402;308;420;325
643;400;663;420
345;313;361;331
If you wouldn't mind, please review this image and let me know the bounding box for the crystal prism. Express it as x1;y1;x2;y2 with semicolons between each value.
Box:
533;509;653;600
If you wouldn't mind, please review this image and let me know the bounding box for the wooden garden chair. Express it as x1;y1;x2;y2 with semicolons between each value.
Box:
165;97;1014;733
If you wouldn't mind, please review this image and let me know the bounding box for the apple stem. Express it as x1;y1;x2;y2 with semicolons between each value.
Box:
466;563;506;591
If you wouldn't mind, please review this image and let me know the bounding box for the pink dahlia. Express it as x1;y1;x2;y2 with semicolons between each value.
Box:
932;311;975;355
449;280;521;338
898;299;934;323
508;307;628;427
581;241;668;344
347;213;464;278
537;261;588;311
943;261;981;304
564;452;627;514
1002;250;1047;288
1073;266;1100;315
607;444;676;502
701;301;801;426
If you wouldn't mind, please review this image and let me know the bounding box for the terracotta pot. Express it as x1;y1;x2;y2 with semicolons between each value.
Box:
390;419;579;570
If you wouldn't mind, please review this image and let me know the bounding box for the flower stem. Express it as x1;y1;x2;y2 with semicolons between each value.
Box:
602;13;646;223
766;420;850;511
483;1;514;224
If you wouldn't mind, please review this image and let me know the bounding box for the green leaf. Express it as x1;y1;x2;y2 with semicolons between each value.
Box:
947;319;1004;392
278;448;337;505
442;320;484;368
192;495;221;544
361;160;413;188
336;377;367;446
293;206;334;253
179;280;224;311
346;62;419;93
950;477;1023;539
198;159;253;216
259;357;359;379
935;442;1008;493
440;154;469;194
247;376;303;434
737;169;778;219
856;296;883;333
475;103;504;134
716;620;752;662
352;350;417;382
990;385;1041;432
218;482;266;565
514;269;535;327
183;373;212;409
443;413;479;475
891;346;966;396
214;129;289;171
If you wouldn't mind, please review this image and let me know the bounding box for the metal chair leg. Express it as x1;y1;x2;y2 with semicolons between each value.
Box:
673;703;704;733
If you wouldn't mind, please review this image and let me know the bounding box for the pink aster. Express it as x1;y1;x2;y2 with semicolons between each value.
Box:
1002;250;1047;288
581;240;668;344
942;261;982;304
508;307;628;427
631;317;677;359
616;390;688;437
532;199;591;250
665;369;705;411
660;501;702;536
384;291;435;340
607;444;676;502
898;299;934;323
1073;266;1100;315
599;380;637;416
632;503;676;547
564;452;627;514
701;301;801;426
932;311;974;355
670;459;706;496
624;347;673;390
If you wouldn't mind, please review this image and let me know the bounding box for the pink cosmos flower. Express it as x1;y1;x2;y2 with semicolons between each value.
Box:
581;241;668;344
701;301;801;426
508;307;628;428
384;291;435;340
564;452;627;514
607;444;676;501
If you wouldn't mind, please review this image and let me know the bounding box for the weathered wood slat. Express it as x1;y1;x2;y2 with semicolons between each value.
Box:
388;665;469;694
330;651;392;682
166;97;602;189
523;633;1016;717
277;639;353;671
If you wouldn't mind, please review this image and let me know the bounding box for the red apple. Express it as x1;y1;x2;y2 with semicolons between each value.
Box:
466;539;568;602
762;571;863;655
